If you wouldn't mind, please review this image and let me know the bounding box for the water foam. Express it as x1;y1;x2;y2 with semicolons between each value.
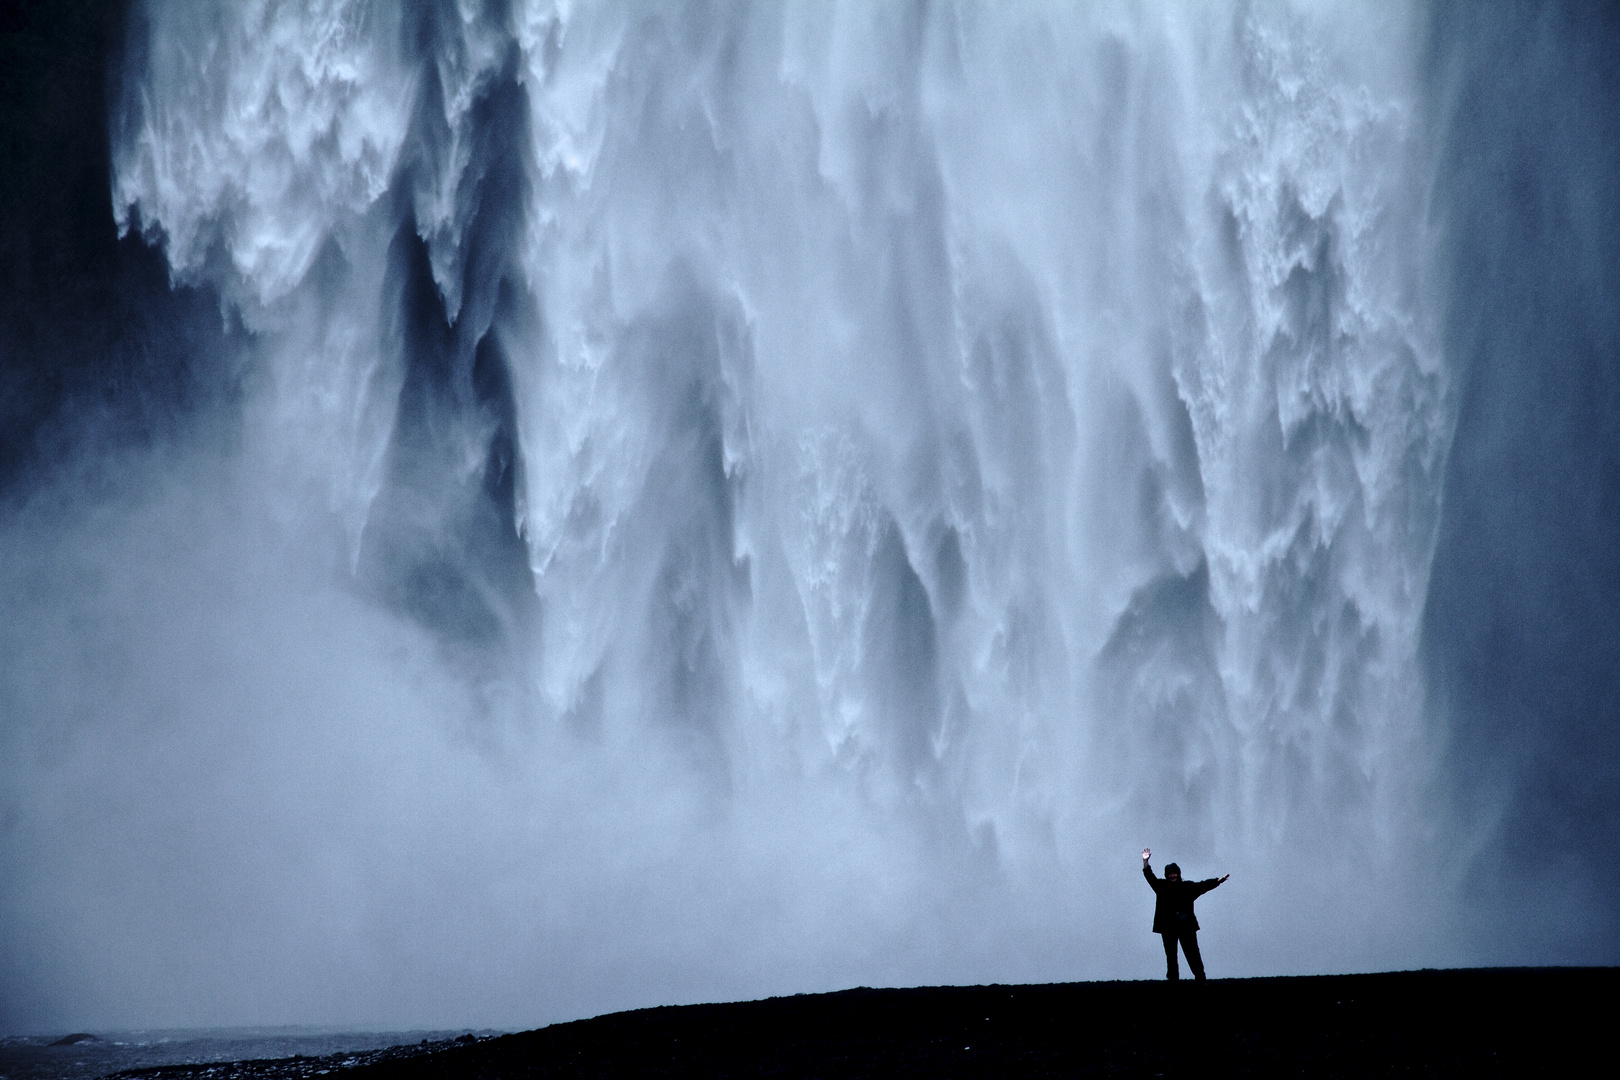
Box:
9;0;1458;1027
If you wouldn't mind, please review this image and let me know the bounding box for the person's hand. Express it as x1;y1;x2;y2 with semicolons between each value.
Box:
1218;874;1230;884
1142;848;1151;863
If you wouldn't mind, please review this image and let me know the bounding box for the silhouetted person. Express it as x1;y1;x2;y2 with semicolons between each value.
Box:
1141;847;1228;981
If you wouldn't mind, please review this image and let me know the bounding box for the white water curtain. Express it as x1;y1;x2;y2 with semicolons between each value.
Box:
12;0;1455;1026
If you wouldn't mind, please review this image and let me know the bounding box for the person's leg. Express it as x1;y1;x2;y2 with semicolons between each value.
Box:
1181;929;1206;981
1161;933;1180;980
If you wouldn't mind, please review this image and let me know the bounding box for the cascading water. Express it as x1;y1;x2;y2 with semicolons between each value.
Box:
6;0;1613;1031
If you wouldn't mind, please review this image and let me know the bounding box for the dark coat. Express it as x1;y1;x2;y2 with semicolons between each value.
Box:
1144;865;1222;934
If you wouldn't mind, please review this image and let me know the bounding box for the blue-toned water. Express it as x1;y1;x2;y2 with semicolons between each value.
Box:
0;1029;489;1080
1;0;1615;1034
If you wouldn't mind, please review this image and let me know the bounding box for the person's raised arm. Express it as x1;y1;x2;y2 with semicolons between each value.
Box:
1142;848;1159;887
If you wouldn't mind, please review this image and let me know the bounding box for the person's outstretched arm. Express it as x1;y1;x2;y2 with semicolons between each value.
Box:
1195;873;1230;896
1142;848;1160;890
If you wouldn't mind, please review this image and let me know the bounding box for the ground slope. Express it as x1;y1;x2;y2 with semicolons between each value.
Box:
107;968;1609;1079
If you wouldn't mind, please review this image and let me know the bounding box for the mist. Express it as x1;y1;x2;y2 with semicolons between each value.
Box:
2;0;1616;1032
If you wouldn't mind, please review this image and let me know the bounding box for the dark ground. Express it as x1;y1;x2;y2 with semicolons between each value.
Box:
95;969;1610;1080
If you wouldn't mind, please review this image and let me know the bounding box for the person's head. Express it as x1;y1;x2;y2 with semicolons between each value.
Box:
1165;863;1181;881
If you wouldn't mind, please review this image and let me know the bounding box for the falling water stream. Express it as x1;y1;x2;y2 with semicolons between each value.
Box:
3;0;1614;1032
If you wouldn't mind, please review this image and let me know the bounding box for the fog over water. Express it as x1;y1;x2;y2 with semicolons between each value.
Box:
2;0;1616;1031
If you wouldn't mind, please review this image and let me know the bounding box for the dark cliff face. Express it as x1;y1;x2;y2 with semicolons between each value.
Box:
0;0;235;495
1420;1;1620;960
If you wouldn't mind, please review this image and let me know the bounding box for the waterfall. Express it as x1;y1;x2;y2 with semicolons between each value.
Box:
20;0;1612;1029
